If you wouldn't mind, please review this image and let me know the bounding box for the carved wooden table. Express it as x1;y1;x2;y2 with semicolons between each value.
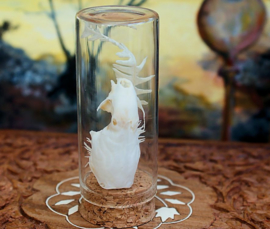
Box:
0;130;269;228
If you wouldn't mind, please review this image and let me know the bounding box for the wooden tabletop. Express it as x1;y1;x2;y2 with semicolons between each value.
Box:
0;130;270;228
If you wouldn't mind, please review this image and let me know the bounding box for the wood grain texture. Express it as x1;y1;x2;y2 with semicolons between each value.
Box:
0;130;270;228
79;170;156;228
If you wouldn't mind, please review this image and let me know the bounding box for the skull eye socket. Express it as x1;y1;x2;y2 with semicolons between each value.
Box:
120;80;131;88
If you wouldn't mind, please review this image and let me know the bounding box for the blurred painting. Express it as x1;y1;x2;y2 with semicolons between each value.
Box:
0;0;270;142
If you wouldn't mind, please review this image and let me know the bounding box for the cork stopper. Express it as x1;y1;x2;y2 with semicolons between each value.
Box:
79;170;156;228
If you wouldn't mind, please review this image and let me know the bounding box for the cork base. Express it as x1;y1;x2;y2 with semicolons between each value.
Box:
79;170;156;228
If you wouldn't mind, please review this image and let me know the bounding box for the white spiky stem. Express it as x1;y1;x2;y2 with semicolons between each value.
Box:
82;22;154;125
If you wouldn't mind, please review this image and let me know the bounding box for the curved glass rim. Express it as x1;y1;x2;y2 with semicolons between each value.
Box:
76;5;159;24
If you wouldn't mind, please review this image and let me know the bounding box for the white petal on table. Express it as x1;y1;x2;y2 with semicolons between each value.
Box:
165;199;185;205
160;191;181;196
157;185;169;190
61;191;81;196
71;183;80;188
68;205;79;215
55;199;75;206
155;207;180;222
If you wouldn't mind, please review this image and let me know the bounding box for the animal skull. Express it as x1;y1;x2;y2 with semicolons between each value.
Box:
89;78;143;189
97;79;139;131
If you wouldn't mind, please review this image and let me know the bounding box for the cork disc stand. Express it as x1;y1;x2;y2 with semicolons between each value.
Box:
79;170;156;228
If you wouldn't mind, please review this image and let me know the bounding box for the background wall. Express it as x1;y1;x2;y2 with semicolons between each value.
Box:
0;0;270;142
